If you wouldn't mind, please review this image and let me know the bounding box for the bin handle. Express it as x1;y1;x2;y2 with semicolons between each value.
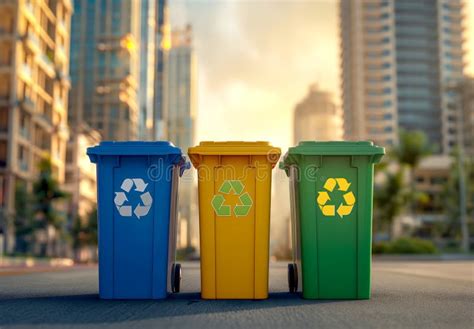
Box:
180;161;191;177
289;165;299;266
170;157;189;267
169;163;180;269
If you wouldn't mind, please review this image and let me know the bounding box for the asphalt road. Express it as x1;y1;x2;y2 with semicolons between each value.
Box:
0;261;472;329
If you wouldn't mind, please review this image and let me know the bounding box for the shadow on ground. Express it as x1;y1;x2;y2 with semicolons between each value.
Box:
0;292;350;326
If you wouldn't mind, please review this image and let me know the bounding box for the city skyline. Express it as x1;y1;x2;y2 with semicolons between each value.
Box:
170;0;474;151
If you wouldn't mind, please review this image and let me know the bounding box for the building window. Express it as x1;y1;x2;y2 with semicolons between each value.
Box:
66;147;74;164
0;141;6;167
430;177;446;185
18;145;28;172
0;108;8;132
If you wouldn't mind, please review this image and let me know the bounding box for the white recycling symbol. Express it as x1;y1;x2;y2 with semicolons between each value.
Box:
114;178;153;219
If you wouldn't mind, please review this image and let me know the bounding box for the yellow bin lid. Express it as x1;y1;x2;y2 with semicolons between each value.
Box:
188;141;281;167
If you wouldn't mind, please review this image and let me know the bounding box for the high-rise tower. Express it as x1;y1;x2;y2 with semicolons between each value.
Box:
340;0;465;153
0;0;73;252
69;0;141;141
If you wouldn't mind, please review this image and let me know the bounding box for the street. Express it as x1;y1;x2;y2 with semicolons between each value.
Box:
0;261;472;329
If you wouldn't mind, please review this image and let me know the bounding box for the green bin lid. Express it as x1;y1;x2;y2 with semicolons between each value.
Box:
281;141;385;168
288;141;384;156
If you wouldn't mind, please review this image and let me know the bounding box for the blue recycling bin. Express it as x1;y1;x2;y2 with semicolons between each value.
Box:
87;141;189;299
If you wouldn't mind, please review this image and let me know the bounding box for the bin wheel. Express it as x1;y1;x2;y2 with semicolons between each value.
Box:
288;263;298;293
171;263;182;293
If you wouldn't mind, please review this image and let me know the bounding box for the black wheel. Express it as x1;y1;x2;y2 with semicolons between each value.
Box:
171;263;182;293
288;263;298;293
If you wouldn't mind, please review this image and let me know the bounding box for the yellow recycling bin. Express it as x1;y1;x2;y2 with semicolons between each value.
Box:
188;142;281;299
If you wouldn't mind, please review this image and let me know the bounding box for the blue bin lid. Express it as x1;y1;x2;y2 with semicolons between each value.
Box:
87;141;183;162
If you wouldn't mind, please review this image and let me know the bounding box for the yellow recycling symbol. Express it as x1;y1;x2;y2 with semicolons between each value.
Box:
317;178;356;218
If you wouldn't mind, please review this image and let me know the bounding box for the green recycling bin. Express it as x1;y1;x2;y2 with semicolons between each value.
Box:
281;141;384;299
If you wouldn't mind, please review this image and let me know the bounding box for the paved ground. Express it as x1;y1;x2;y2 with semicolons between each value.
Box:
0;261;472;329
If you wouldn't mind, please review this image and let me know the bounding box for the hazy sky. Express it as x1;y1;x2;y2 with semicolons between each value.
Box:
170;0;474;150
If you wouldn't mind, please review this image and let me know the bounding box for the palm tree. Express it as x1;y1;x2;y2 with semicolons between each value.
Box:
373;130;432;239
390;130;432;168
374;168;410;239
33;158;68;257
390;130;432;213
13;182;34;254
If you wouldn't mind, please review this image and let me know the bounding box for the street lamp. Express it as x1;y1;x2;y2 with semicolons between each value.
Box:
446;79;470;253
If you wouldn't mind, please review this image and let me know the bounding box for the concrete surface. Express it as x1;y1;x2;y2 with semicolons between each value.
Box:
0;261;472;329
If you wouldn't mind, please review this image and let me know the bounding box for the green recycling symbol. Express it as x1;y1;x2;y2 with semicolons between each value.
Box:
212;180;253;217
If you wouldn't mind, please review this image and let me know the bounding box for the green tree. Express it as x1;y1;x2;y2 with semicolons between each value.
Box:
373;130;431;239
33;158;68;257
390;130;433;168
374;169;410;239
390;130;432;213
13;181;34;254
71;207;98;262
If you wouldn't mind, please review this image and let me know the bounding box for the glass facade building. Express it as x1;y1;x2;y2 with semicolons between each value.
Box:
153;0;169;140
340;0;465;153
166;26;197;250
138;0;156;140
69;0;141;141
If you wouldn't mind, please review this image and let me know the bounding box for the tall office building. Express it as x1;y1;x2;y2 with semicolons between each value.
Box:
138;0;156;140
153;0;170;140
293;84;343;143
0;0;73;252
167;25;197;249
69;0;141;141
340;0;465;153
167;25;196;150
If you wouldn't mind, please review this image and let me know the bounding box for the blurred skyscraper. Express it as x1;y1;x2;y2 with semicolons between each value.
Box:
69;0;141;140
340;0;465;153
137;0;169;141
153;0;170;140
0;0;73;252
293;84;343;143
138;0;156;140
166;25;197;250
167;25;196;150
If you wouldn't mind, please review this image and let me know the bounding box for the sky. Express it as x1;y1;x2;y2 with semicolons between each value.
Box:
170;0;474;151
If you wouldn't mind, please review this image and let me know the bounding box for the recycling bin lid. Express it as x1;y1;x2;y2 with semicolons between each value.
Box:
188;141;281;167
286;141;385;157
87;141;183;160
281;141;384;172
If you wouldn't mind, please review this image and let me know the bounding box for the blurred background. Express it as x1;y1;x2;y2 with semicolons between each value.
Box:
0;0;472;266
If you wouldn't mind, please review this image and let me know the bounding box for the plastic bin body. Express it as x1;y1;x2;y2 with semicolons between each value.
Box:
188;142;280;299
87;141;186;299
282;141;384;299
